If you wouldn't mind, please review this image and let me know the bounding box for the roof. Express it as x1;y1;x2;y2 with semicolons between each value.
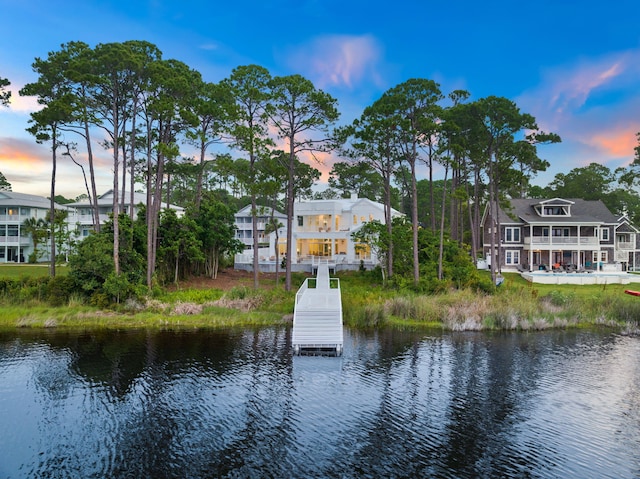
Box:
236;205;287;218
295;196;403;217
67;190;184;211
500;198;619;225
0;191;69;210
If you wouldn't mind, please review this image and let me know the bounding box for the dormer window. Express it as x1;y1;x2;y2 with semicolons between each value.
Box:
543;206;568;216
534;199;573;217
535;205;569;216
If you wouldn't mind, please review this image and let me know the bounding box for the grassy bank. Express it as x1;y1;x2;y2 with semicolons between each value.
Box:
0;266;639;332
341;271;640;331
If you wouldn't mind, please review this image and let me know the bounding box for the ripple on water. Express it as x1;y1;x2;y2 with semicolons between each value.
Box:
1;329;640;478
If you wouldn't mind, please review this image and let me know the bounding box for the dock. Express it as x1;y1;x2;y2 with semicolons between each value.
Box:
292;260;343;356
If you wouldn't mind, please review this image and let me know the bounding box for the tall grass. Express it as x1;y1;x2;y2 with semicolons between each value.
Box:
1;267;638;332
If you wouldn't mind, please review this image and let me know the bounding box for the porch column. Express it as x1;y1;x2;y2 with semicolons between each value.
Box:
529;224;533;271
577;226;581;268
548;224;552;266
595;226;601;270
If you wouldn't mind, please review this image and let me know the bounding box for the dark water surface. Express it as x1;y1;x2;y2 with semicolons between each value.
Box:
0;327;639;478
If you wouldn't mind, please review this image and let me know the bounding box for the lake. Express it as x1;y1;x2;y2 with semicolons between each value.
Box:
0;327;639;478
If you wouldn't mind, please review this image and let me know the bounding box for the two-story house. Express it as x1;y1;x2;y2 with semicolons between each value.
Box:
481;198;639;272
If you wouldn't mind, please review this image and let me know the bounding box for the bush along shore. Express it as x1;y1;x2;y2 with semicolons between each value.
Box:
0;270;639;333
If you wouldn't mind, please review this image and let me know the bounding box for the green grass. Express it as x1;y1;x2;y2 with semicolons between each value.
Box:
0;264;67;279
0;267;639;332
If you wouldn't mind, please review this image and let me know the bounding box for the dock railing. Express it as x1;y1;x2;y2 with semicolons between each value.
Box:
292;261;343;356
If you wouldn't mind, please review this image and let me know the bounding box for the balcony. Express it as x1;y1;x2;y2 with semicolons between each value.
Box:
616;241;635;250
0;236;31;246
524;236;598;247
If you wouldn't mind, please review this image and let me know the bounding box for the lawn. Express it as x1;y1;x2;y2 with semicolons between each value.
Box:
0;264;66;279
501;271;640;301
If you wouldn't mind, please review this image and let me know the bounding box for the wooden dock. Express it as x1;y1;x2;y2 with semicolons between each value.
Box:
292;261;343;356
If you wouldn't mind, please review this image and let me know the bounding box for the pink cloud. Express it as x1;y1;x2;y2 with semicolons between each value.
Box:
282;34;384;90
515;47;640;178
0;136;114;197
7;87;41;113
546;60;625;115
588;128;639;159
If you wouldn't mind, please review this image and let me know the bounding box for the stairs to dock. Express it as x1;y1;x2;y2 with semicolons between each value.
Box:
292;261;343;356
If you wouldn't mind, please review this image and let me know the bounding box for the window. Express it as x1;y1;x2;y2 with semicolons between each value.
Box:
600;228;609;241
504;227;520;242
0;225;5;236
552;228;568;237
542;205;568;216
505;250;520;265
20;208;30;216
592;251;607;263
7;225;18;237
297;216;303;227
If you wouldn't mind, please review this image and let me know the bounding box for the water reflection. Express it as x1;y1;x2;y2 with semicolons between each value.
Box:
0;328;639;478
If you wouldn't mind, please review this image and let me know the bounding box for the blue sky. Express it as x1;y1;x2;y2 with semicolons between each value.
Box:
1;0;639;197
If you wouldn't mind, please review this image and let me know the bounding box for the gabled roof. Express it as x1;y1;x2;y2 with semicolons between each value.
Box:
295;196;403;217
67;190;184;211
536;198;575;205
235;205;286;218
0;191;69;210
616;216;639;233
485;198;620;226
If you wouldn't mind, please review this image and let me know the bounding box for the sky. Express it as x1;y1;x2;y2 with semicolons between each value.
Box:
1;0;640;199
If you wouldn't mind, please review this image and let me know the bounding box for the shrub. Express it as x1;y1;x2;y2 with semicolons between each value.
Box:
46;276;76;306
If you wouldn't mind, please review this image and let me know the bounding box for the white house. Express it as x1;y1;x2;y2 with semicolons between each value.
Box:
234;205;287;263
67;190;184;238
0;191;72;263
235;193;403;272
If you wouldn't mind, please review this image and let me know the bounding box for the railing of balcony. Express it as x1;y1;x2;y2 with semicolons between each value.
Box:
0;237;31;245
616;241;635;250
525;236;598;246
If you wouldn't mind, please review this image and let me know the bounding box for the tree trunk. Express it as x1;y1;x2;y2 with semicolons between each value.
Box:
146;123;154;289
129;99;138;219
285;147;295;292
411;156;420;287
383;171;393;281
82;100;101;233
195;136;205;210
251;197;259;289
174;249;179;284
112;99;120;276
438;165;449;281
49;129;57;278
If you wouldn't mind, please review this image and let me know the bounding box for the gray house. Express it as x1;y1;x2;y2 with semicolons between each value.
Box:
481;198;640;272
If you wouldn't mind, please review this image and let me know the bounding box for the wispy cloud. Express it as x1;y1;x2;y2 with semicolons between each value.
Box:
5;84;41;114
281;34;384;90
517;48;640;170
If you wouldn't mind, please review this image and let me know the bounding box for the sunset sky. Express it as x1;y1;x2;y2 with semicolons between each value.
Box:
1;0;639;198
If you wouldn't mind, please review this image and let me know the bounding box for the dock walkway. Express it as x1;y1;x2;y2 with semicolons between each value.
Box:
292;261;343;355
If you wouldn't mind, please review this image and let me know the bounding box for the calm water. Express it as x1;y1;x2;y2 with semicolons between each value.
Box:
0;327;639;479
